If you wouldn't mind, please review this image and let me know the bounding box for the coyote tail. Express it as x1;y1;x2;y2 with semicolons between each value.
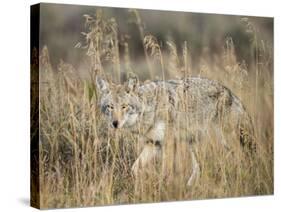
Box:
238;110;256;153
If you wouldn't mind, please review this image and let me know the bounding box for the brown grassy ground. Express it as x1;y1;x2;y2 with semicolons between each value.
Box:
36;11;273;209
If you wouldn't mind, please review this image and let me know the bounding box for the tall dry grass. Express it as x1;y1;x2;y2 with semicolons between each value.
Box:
36;12;273;209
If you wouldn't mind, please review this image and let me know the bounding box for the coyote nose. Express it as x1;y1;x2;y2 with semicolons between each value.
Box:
112;120;119;128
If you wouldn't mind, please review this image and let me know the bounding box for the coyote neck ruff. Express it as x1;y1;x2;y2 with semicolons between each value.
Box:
96;76;254;185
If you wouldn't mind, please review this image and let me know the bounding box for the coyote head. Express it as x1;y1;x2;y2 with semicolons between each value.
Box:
96;75;142;129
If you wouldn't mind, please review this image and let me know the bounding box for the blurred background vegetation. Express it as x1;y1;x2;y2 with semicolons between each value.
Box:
39;3;273;79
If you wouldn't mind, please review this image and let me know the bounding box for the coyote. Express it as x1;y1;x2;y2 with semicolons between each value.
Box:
95;74;254;185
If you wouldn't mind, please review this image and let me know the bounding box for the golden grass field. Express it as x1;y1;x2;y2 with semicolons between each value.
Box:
32;8;273;209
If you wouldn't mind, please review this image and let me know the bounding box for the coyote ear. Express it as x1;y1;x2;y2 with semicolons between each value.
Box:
126;73;139;93
96;76;109;94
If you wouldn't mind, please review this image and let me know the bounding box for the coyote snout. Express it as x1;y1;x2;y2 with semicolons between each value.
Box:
112;120;119;128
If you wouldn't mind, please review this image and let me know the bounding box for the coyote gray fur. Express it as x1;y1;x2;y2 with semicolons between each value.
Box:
96;74;255;185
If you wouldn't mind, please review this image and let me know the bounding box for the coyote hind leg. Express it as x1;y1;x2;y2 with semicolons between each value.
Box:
187;147;200;186
213;126;231;151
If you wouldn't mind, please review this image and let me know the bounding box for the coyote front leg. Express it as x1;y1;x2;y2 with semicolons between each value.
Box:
131;142;162;176
132;121;165;176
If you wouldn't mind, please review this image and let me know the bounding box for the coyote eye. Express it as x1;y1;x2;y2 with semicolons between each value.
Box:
121;104;128;110
106;104;114;110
